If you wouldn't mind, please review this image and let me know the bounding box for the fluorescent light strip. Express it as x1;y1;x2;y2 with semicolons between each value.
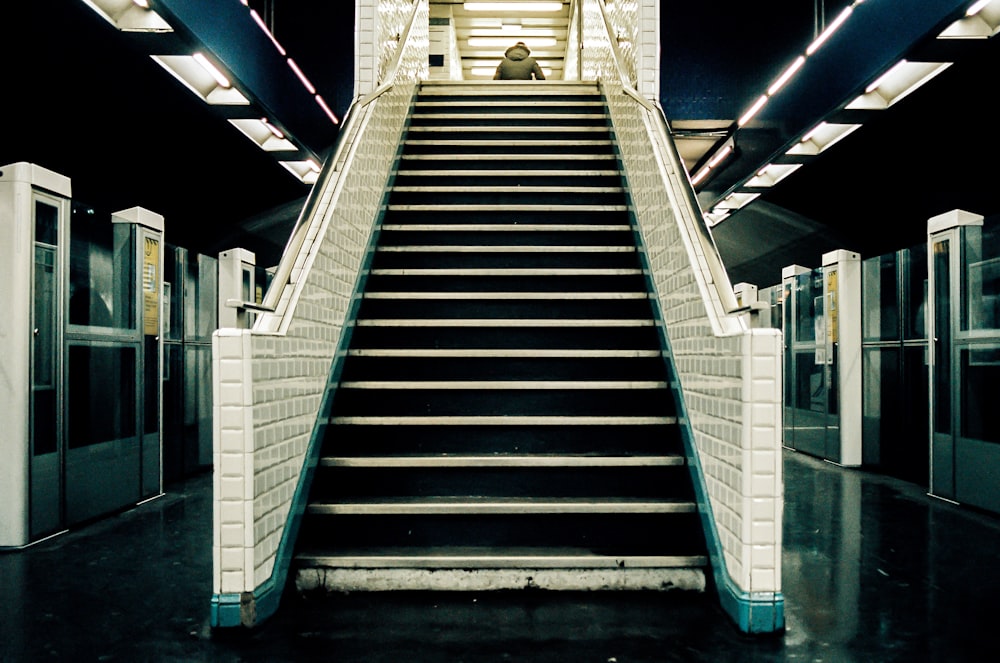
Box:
464;2;564;12
261;118;284;139
806;5;854;55
132;0;149;7
250;9;287;56
967;0;991;15
767;55;806;96
315;95;340;125
468;36;557;47
738;94;768;127
192;52;231;88
287;59;316;94
865;59;906;93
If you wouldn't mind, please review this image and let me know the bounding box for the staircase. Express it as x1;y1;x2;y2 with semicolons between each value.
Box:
292;81;708;593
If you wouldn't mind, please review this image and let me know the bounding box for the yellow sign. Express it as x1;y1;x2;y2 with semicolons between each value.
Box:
827;269;838;344
143;236;160;336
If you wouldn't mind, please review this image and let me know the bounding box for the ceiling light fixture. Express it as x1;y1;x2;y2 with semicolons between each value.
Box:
192;52;231;88
464;2;563;12
468;36;557;48
81;0;172;32
261;118;284;139
967;0;991;15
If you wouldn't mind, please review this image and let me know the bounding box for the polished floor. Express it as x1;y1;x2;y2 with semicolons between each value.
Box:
2;449;999;662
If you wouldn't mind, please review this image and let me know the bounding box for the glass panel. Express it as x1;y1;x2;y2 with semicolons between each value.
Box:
67;345;136;449
144;335;158;435
862;253;899;342
963;223;1000;332
960;346;1000;444
163;245;184;341
185;344;214;469
32;246;58;456
35;200;58;246
933;239;951;435
254;264;273;305
791;349;826;455
69;205;136;329
33;247;57;388
903;243;928;341
186;254;219;341
794;270;822;344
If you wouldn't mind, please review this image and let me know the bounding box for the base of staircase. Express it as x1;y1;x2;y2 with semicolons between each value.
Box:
295;567;706;593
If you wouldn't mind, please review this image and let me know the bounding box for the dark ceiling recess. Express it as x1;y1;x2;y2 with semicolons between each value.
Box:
3;0;998;288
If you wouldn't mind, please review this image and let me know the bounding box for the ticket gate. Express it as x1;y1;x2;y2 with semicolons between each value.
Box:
781;250;862;466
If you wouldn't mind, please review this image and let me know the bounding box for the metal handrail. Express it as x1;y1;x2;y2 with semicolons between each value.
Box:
594;0;742;316
259;0;423;315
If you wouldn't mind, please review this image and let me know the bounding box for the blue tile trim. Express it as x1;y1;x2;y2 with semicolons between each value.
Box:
607;102;785;635
209;89;418;631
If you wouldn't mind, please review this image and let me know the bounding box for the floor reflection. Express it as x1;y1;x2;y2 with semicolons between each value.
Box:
1;451;998;661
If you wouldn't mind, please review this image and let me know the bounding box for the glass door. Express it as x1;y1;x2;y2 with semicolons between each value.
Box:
930;220;1000;514
65;204;143;525
784;268;829;458
29;193;67;539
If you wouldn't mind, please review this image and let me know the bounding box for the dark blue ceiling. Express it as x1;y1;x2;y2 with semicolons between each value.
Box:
2;0;997;288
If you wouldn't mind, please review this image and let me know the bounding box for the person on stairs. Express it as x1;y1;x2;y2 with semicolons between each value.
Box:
493;41;546;80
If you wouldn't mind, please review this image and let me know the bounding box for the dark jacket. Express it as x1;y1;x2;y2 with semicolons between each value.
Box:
493;42;546;80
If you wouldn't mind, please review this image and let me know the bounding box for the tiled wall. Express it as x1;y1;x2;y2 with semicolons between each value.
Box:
582;0;658;98
582;0;782;597
213;0;427;597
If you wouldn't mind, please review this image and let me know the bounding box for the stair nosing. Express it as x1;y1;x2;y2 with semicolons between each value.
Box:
379;224;630;231
295;553;707;569
306;497;697;516
337;380;668;390
411;113;608;120
368;267;642;276
403;140;611;146
376;245;634;253
354;318;655;327
361;292;648;300
394;170;620;177
328;415;677;426
320;455;684;468
346;349;661;358
385;204;627;212
400;153;614;160
390;185;624;193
